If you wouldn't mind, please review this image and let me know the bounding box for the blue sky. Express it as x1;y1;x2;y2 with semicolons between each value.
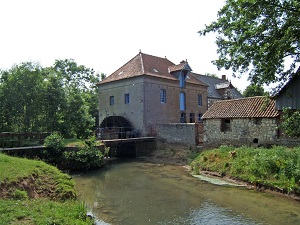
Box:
0;0;250;91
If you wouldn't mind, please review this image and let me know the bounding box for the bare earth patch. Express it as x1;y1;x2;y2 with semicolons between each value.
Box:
0;175;58;200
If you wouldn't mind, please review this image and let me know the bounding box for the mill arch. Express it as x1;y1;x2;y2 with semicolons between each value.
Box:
99;116;135;139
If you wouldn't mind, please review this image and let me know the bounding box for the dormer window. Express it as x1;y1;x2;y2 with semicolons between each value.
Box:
168;61;192;88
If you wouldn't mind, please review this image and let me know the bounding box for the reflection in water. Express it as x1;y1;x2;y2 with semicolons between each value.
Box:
73;160;300;225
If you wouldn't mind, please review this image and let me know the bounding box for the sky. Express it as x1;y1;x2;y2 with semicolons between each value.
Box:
0;0;250;91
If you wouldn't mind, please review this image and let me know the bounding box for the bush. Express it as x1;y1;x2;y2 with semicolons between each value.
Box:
44;132;64;163
62;136;104;170
281;107;300;138
44;132;64;150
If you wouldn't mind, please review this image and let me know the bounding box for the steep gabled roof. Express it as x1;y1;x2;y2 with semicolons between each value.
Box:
192;73;244;99
168;61;192;73
98;52;206;86
202;96;279;119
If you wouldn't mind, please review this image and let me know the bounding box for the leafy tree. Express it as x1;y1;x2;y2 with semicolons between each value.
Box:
199;0;300;92
0;59;101;139
280;108;300;138
50;59;99;138
0;62;45;132
243;83;266;97
41;67;66;133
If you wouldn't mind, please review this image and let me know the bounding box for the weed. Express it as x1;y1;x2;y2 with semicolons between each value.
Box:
190;145;300;195
12;189;28;200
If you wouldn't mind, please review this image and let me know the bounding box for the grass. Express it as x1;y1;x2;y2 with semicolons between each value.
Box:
0;199;93;225
0;153;94;224
191;145;300;195
0;153;74;192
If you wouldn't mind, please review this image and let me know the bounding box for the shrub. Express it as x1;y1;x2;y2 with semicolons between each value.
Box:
44;132;64;162
280;107;300;138
63;136;104;170
44;132;64;150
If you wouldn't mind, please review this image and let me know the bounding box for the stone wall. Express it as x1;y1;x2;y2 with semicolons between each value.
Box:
204;117;279;147
156;123;196;146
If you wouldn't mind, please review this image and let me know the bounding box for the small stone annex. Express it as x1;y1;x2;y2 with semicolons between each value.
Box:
202;96;280;147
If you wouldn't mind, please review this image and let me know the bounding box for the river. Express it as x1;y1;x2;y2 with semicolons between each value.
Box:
73;159;300;225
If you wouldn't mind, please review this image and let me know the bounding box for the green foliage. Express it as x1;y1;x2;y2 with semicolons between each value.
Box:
44;132;64;150
44;132;64;162
0;62;44;132
0;59;100;138
280;107;300;138
63;136;104;170
0;153;76;199
0;199;94;225
191;145;300;195
243;83;267;97
0;154;94;224
199;0;300;91
11;190;28;200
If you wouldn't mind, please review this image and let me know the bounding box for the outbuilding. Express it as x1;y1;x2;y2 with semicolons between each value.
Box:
202;96;279;147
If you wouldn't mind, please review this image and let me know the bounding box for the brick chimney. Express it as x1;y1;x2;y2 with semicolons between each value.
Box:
222;75;227;80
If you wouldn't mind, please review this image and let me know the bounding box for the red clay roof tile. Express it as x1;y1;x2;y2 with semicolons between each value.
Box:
98;52;206;86
202;96;279;119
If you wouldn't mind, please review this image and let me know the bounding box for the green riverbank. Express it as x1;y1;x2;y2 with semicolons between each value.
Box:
0;153;94;224
191;145;300;199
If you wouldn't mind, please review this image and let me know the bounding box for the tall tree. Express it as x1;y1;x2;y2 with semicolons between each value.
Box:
41;67;66;133
199;0;300;92
243;83;266;97
0;62;45;132
51;59;100;138
0;59;101;139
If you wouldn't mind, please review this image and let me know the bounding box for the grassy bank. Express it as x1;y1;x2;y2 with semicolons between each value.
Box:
0;153;94;224
191;145;300;196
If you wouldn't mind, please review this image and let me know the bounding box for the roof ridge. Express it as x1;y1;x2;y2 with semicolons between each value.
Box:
215;96;267;103
108;52;140;76
140;52;145;75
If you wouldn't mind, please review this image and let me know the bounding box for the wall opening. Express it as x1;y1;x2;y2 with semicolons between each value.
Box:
221;119;231;132
99;116;133;139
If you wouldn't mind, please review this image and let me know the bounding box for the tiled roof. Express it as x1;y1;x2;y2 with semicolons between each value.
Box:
192;73;244;99
202;96;279;119
98;52;206;86
168;63;185;73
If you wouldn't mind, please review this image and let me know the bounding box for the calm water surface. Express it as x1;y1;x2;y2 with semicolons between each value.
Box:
73;159;300;225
